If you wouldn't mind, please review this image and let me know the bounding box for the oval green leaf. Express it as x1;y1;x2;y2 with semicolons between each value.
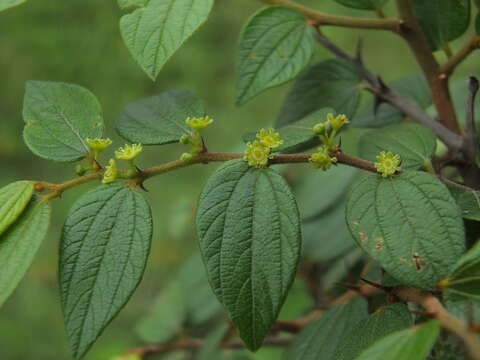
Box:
358;123;436;170
454;190;480;221
335;303;413;360
276;59;362;127
334;0;388;10
284;297;368;360
120;0;214;80
116;90;204;145
60;184;153;358
196;160;302;351
23;81;104;162
355;321;440;360
0;181;34;237
346;171;465;289
412;0;470;50
445;240;480;298
0;197;51;308
235;6;315;105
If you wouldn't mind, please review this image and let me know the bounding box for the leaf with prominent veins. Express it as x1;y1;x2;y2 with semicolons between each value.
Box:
120;0;214;80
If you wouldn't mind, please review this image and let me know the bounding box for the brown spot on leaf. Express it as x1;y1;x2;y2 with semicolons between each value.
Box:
358;231;368;244
412;253;425;272
373;237;384;251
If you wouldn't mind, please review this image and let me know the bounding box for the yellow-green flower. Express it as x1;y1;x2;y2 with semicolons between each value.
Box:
375;151;401;177
244;141;272;168
309;146;337;171
256;128;284;149
102;159;118;184
86;138;112;151
327;113;349;131
115;143;143;161
185;116;214;131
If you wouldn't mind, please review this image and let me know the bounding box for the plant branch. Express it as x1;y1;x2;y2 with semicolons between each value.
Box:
126;336;291;359
394;287;480;360
395;0;460;134
35;151;379;200
314;32;464;150
260;0;401;31
465;77;480;160
440;36;480;77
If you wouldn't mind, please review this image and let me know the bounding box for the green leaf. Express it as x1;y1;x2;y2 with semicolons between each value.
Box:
136;281;186;343
0;181;34;237
334;0;388;10
346;171;465;289
118;0;148;10
302;198;356;262
295;165;358;220
116;90;204;145
353;74;431;128
0;197;51;308
355;321;440;360
0;0;27;11
445;240;480;298
196;160;302;351
235;6;315;105
358;123;437;170
284;297;368;360
60;183;153;358
412;0;470;50
335;303;413;360
120;0;214;80
276;59;362;127
23;81;104;162
455;190;480;221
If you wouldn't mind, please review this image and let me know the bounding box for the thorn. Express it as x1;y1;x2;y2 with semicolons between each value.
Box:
355;39;364;65
337;282;361;292
360;277;388;290
377;77;389;93
469;76;479;93
94;159;103;170
138;181;149;192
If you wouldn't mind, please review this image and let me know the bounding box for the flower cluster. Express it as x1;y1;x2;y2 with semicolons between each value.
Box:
244;128;283;168
309;146;337;171
375;151;401;177
311;112;349;151
180;116;214;161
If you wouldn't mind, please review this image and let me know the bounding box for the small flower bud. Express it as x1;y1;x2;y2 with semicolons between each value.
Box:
180;134;191;144
102;159;118;184
327;113;349;131
312;122;327;135
181;152;194;162
75;163;87;176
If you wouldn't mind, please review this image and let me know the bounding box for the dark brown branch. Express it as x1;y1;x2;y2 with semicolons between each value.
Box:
314;32;463;150
465;77;480;160
395;0;460;134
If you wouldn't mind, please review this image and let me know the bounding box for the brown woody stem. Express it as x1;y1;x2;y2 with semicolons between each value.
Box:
261;0;401;30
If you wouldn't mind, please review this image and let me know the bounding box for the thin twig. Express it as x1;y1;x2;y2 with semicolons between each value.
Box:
440;36;480;77
260;0;401;31
314;32;463;150
465;77;480;161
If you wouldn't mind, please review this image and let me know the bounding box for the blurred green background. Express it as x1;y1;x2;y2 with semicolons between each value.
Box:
0;1;479;359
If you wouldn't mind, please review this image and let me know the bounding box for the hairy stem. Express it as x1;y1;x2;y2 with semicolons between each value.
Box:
260;0;401;30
